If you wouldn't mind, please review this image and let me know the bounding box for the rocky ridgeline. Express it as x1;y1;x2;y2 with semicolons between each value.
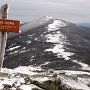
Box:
0;69;80;90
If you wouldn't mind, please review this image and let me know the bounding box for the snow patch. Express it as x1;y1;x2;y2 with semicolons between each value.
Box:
13;66;43;75
62;70;90;76
9;50;18;55
60;75;90;90
46;33;66;43
47;20;67;31
26;40;31;44
7;46;20;51
73;60;90;71
45;16;53;20
33;77;49;82
40;62;51;66
0;77;25;89
59;70;90;90
20;85;32;90
2;66;43;76
20;84;43;90
46;44;74;60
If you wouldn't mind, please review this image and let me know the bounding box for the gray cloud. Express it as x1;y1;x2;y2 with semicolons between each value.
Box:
0;0;90;23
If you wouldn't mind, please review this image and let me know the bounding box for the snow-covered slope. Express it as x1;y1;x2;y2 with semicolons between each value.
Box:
3;16;90;90
0;66;90;90
45;19;73;60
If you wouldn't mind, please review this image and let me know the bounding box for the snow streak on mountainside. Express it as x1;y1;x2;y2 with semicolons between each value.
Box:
45;20;74;60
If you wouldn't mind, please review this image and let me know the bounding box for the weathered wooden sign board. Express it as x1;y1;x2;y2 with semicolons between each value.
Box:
0;19;20;33
0;3;20;70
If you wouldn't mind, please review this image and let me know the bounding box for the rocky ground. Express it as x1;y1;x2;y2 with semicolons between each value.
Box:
0;67;90;90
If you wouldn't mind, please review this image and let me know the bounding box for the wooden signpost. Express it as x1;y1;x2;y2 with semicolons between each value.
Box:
0;3;20;70
0;19;20;33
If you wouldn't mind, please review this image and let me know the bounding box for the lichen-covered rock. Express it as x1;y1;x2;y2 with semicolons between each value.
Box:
30;78;62;90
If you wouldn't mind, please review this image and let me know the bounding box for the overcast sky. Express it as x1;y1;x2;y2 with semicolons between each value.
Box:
0;0;90;23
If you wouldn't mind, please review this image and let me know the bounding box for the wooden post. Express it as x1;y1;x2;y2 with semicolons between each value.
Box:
0;3;8;70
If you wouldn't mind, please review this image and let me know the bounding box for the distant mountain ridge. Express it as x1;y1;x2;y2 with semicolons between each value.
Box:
7;16;54;38
76;22;90;28
7;16;73;39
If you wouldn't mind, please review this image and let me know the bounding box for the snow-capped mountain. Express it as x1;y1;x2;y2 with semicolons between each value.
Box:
5;16;90;70
3;16;90;89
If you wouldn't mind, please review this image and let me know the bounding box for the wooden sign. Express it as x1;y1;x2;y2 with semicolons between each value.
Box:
0;19;20;33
